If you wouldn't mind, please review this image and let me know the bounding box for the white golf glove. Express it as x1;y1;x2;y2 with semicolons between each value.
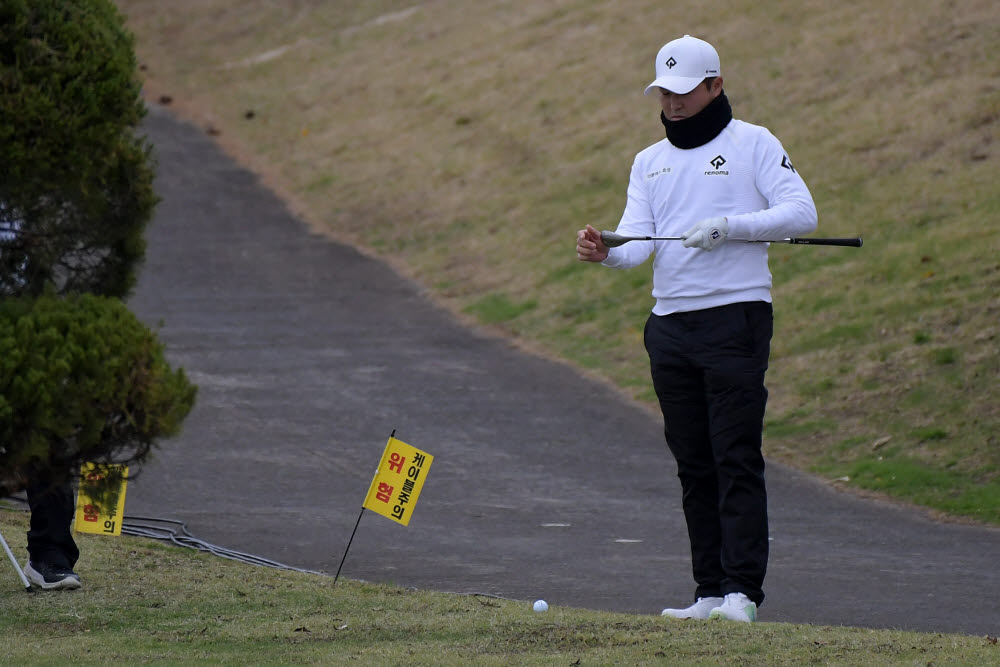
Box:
682;217;729;251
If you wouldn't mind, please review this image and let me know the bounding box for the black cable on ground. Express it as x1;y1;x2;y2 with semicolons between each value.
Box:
2;496;320;576
120;516;324;576
3;496;521;602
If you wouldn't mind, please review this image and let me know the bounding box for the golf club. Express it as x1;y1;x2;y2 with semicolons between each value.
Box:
0;527;31;591
600;230;863;248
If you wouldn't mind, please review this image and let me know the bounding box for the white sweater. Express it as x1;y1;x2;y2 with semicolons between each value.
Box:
602;119;817;315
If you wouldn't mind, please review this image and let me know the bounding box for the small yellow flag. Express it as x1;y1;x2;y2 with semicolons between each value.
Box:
362;436;433;526
74;463;128;536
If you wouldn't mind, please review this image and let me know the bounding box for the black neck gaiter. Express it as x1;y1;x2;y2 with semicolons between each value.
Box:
661;91;733;149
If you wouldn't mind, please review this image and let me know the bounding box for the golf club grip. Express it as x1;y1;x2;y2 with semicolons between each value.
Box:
786;237;863;247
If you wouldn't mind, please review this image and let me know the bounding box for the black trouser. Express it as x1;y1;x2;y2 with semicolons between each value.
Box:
644;301;772;606
26;478;79;569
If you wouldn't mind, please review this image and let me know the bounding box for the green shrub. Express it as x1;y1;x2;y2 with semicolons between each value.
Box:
0;294;196;495
0;0;155;298
0;1;190;492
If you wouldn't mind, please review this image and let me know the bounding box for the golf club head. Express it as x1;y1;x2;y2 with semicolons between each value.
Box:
600;231;630;248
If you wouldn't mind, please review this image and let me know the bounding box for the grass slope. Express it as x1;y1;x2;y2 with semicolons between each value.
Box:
113;0;999;522
2;510;997;664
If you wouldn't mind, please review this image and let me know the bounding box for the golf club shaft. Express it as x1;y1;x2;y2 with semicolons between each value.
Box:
0;527;31;591
600;230;862;248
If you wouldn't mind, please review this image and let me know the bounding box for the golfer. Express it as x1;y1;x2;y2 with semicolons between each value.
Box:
576;35;817;622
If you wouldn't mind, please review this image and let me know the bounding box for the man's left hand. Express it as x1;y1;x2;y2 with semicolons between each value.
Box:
682;217;729;251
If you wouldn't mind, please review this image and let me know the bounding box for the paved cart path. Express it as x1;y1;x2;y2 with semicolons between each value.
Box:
126;106;1000;637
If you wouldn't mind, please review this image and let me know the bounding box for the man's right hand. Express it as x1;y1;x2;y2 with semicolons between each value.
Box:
576;224;609;262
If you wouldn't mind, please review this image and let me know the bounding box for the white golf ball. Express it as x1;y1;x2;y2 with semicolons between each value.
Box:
532;599;548;612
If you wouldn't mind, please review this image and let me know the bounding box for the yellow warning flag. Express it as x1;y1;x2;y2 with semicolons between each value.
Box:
74;463;128;536
362;436;433;526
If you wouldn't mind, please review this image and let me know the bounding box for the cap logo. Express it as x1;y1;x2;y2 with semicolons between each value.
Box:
665;56;677;69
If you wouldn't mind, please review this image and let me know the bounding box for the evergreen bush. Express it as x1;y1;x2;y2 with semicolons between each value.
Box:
0;293;196;495
0;0;156;298
0;1;195;493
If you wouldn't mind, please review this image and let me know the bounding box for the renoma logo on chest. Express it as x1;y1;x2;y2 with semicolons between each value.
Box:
705;155;729;176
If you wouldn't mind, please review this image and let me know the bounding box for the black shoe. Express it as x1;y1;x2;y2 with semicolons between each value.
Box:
24;561;82;590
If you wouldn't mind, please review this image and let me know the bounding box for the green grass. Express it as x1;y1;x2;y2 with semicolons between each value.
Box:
113;0;1000;524
812;434;1000;523
2;510;997;664
464;293;538;324
813;455;1000;523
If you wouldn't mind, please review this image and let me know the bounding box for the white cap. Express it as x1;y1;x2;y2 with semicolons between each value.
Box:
643;35;721;95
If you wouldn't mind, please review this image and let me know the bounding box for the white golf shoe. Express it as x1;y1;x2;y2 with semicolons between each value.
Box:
661;596;724;620
708;592;757;623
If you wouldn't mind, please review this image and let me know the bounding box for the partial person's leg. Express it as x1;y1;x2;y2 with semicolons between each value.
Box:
645;313;723;601
699;302;772;606
27;477;79;568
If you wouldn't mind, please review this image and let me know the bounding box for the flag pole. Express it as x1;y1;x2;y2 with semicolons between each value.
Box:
334;429;396;586
333;508;364;586
0;527;31;591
